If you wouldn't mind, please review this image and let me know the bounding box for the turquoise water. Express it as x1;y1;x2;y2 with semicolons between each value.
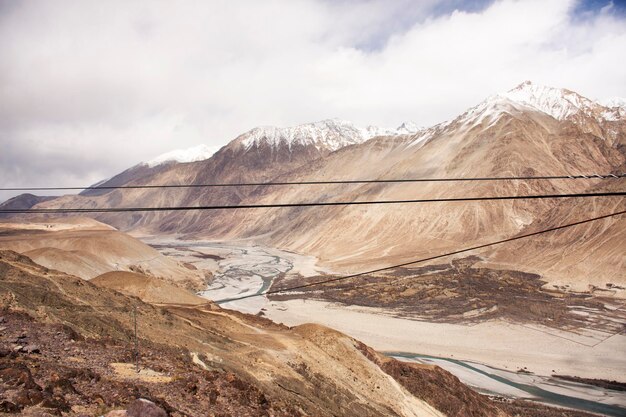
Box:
386;352;626;417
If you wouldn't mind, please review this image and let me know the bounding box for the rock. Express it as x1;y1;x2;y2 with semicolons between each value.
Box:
13;345;24;352
59;324;82;341
23;345;41;354
0;400;20;412
0;363;42;390
21;411;59;417
126;398;168;417
0;326;7;332
0;316;5;323
104;411;128;417
208;389;219;405
39;394;71;412
13;388;45;408
46;374;78;395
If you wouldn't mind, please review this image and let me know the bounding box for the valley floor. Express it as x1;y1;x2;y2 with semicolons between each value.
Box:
263;299;625;404
148;238;626;415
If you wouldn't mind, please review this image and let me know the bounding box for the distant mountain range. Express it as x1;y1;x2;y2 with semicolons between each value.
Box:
142;119;420;168
6;81;626;292
0;193;56;218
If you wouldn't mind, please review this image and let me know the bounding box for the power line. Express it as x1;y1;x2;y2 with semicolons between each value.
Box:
2;191;625;214
1;173;624;192
215;209;626;303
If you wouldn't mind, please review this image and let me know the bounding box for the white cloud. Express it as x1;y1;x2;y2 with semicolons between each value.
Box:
1;0;625;200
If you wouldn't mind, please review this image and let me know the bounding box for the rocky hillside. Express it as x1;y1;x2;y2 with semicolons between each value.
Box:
0;249;602;417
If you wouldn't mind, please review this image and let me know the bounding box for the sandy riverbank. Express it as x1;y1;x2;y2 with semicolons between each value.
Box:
263;299;626;382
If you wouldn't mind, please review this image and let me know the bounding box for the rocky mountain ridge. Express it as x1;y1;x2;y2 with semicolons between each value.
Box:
13;81;626;293
140;81;626;170
140;118;421;169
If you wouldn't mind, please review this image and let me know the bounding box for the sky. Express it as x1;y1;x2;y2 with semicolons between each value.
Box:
1;0;626;201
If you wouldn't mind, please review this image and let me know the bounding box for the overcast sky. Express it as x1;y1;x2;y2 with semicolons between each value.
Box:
1;0;626;200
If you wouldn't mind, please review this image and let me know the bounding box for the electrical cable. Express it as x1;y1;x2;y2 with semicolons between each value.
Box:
1;173;624;192
2;191;625;214
215;209;626;303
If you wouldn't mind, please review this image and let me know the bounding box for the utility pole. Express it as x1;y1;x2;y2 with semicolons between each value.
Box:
133;306;139;373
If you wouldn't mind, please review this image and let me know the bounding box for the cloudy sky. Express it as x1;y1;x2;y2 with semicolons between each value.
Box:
1;0;625;200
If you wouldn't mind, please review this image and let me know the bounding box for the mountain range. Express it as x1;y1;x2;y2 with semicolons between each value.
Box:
5;81;626;293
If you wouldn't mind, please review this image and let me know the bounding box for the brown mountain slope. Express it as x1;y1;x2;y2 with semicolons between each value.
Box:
92;271;207;305
156;104;624;291
0;218;205;290
0;250;605;417
0;193;56;219
483;180;626;292
31;84;626;291
41;123;345;233
0;249;522;417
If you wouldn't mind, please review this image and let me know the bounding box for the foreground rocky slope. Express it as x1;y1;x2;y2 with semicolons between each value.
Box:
0;250;450;416
0;249;601;417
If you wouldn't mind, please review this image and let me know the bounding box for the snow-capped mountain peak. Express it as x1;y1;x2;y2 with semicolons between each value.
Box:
142;119;420;168
456;81;626;127
599;97;626;109
238;118;420;151
498;80;595;120
145;144;220;168
396;121;422;134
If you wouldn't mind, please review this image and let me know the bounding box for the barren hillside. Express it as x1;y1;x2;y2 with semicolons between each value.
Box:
0;218;205;290
0;249;528;417
27;82;626;291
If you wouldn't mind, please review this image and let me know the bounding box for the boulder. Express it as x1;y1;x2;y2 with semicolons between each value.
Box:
23;345;41;354
103;411;127;417
0;363;41;389
126;399;168;417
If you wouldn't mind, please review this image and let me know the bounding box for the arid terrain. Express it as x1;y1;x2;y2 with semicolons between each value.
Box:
270;256;626;330
1;82;625;416
140;238;626;414
3;0;626;408
0;218;207;290
14;84;623;289
2;248;603;417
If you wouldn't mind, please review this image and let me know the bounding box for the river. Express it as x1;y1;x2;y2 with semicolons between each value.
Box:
389;352;626;417
146;239;324;313
148;238;626;416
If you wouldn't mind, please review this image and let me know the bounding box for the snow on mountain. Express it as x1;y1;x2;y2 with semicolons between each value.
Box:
142;119;419;168
598;97;626;121
396;122;422;134
145;144;220;167
492;81;625;122
409;81;626;148
457;95;523;128
454;81;626;129
142;82;624;168
498;80;598;120
600;97;626;109
238;119;419;151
